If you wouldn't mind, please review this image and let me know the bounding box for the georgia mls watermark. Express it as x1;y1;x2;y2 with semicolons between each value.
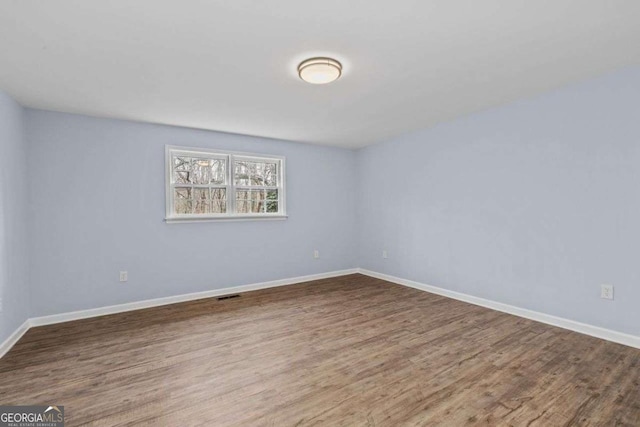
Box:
0;406;64;427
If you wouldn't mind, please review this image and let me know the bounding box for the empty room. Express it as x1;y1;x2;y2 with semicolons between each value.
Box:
1;1;639;425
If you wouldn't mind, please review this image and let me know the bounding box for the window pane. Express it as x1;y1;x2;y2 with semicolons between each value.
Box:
211;188;227;214
250;189;263;201
236;199;249;214
211;188;226;200
210;159;226;184
236;189;248;200
175;200;192;214
234;161;251;186
174;187;192;200
263;163;278;186
173;157;191;183
252;161;265;186
174;187;192;214
174;171;190;184
191;157;226;185
194;200;211;214
191;158;209;185
211;199;227;213
266;201;278;213
250;200;264;213
194;188;209;200
266;190;278;213
174;156;190;170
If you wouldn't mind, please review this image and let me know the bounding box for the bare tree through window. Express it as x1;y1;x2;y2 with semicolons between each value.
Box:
166;147;284;220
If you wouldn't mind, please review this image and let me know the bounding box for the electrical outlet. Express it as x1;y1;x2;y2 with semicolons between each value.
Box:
600;284;613;300
313;250;320;259
119;271;128;282
382;250;388;259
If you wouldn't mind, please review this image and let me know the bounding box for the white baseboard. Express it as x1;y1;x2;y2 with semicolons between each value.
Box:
0;319;31;359
1;268;358;358
4;267;639;359
358;268;640;350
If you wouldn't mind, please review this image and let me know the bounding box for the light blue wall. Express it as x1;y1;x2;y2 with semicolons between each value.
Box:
26;110;357;317
5;65;640;339
357;66;640;336
0;92;30;343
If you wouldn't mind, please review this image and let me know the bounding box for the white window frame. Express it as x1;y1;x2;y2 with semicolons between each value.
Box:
165;145;287;222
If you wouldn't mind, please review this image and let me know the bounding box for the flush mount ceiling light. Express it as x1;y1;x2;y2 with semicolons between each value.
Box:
298;57;342;84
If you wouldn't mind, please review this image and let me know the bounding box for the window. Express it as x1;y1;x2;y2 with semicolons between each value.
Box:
166;146;286;221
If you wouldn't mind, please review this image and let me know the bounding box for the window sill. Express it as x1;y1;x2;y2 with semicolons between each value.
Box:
165;214;288;223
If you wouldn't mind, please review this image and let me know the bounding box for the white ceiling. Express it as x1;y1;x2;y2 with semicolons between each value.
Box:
1;1;639;148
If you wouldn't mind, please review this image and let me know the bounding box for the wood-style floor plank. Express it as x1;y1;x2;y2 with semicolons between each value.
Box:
1;274;639;426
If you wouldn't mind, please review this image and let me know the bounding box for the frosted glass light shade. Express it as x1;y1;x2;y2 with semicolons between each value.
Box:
298;58;342;84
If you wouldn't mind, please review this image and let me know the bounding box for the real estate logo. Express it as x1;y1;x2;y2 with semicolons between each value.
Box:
0;405;64;427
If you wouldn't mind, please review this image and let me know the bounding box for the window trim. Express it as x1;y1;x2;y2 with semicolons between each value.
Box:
165;145;287;222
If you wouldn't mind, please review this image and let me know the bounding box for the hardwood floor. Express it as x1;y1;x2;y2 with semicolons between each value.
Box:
1;274;639;426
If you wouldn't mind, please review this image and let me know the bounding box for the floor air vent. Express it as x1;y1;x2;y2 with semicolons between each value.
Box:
217;294;240;301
